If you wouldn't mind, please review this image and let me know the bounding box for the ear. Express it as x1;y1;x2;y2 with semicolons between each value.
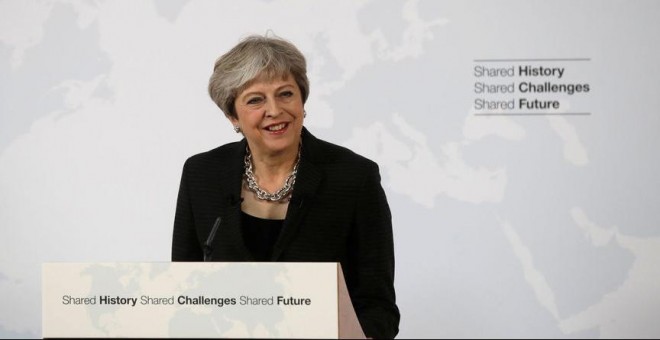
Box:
227;115;239;127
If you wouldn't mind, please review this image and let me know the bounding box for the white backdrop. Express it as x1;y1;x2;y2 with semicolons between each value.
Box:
1;0;659;338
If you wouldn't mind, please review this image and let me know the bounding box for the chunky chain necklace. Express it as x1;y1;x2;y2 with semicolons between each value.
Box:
243;145;300;202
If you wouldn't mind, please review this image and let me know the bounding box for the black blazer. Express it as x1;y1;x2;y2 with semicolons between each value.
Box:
172;128;400;338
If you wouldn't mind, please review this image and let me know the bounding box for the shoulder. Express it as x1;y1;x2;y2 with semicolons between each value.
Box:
302;130;382;192
303;129;379;172
182;140;244;175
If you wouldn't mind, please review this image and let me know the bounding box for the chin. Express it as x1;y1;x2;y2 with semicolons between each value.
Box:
257;138;296;154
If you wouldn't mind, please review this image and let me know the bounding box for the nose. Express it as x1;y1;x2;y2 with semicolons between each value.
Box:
264;97;282;118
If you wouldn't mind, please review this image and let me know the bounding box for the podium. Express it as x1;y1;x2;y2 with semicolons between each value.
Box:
42;262;365;338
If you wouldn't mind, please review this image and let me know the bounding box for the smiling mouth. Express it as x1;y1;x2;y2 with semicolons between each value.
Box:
265;123;288;132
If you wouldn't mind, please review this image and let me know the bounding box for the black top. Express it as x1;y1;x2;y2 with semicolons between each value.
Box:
240;211;284;262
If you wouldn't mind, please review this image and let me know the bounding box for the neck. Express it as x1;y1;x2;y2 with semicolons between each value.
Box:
248;144;299;182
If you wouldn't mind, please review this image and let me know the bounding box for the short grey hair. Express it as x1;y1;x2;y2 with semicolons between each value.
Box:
208;34;309;119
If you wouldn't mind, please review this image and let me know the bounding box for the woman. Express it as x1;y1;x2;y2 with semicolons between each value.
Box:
172;35;400;338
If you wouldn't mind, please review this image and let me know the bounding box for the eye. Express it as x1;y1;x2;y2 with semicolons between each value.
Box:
246;96;263;105
279;91;294;98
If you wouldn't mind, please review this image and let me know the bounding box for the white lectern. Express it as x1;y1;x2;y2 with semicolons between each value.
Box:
42;262;365;338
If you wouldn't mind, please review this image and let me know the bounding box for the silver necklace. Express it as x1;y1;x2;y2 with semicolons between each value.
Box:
243;145;300;202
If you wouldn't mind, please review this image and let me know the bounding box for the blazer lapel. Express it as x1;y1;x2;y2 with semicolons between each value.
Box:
211;138;253;261
271;129;324;261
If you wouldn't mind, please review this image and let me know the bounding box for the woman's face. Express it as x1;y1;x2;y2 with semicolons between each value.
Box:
231;73;304;158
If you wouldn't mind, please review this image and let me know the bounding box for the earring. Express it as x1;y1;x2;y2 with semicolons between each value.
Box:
233;125;241;133
303;110;307;118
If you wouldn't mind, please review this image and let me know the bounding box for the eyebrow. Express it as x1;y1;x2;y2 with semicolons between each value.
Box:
240;84;296;99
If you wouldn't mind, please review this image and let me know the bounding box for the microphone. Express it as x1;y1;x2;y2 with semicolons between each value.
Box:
203;217;222;262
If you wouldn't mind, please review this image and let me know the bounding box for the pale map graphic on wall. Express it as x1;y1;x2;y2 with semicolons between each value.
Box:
1;0;659;338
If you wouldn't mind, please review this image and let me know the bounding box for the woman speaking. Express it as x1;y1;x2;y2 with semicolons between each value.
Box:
172;34;400;338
